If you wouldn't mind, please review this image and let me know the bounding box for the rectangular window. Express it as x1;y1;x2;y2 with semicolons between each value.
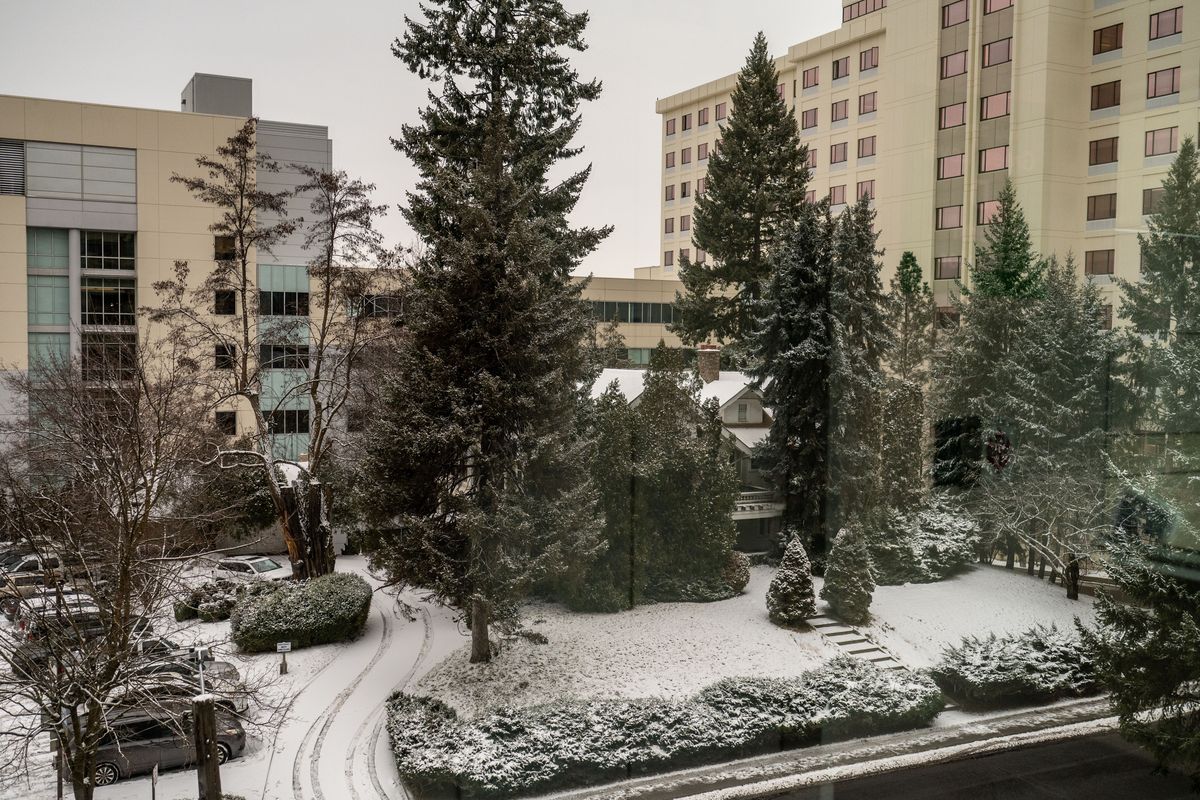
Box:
941;51;968;78
831;142;848;163
1091;80;1121;110
215;343;236;370
776;84;785;99
682;113;692;132
801;108;818;129
935;256;962;280
665;152;675;168
665;118;676;136
81;277;136;326
984;0;1012;11
82;333;136;383
942;0;968;27
269;409;310;435
215;411;237;437
857;179;875;200
698;107;709;126
360;295;403;319
681;147;692;165
979;145;1009;173
1099;304;1113;330
980;91;1011;120
681;181;691;199
803;66;819;89
1143;187;1165;215
830;185;847;205
1084;249;1115;276
27;275;69;326
1089;137;1119;165
805;190;817;204
806;148;817;169
696;249;707;264
935;307;961;329
860;46;879;71
665;184;675;201
214;289;236;315
715;102;727;121
697;178;707;196
259;291;310;317
1146;66;1181;98
940;102;966;128
680;215;691;232
737;403;748;423
982;38;1012;67
857;135;877;158
698;143;709;160
938;153;965;179
832;100;849;121
843;0;887;22
833;56;850;80
259;344;310;370
81;231;135;271
664;217;674;234
26;228;69;269
977;199;1001;224
937;205;963;229
1087;193;1117;220
1150;7;1183;40
859;91;877;115
214;235;236;261
1145;127;1179;156
664;250;674;267
1093;23;1123;54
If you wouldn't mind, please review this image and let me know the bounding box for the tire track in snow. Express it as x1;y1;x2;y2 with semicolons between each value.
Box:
292;603;393;800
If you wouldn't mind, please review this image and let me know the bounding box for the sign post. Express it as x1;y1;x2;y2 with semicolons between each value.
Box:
151;763;158;800
277;641;291;675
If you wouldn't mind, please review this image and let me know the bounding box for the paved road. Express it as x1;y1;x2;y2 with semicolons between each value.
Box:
775;733;1193;799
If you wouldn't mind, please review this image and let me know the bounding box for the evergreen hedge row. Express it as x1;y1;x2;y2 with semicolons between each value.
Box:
230;573;373;653
388;656;944;798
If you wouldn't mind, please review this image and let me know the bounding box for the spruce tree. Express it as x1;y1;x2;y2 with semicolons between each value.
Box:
972;180;1044;300
887;251;936;385
820;524;875;624
767;532;817;625
673;31;809;348
363;0;608;662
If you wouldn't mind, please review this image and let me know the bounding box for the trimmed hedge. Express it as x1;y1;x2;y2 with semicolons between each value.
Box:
388;656;944;798
230;573;373;653
871;495;979;586
930;624;1098;708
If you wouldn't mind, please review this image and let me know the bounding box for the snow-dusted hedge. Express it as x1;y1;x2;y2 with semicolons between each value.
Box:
230;573;372;653
930;624;1097;708
174;578;246;623
872;494;979;585
388;656;943;798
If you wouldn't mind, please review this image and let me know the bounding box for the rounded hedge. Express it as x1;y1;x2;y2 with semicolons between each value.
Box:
230;572;373;653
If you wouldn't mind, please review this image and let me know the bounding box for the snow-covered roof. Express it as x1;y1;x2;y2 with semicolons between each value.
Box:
699;371;757;410
728;425;770;454
591;369;761;410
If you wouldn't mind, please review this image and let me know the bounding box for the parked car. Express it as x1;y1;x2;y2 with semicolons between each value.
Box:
0;553;61;577
214;555;292;582
0;572;50;618
91;708;245;786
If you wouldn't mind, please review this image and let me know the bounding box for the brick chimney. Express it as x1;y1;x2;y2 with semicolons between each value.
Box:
698;343;721;384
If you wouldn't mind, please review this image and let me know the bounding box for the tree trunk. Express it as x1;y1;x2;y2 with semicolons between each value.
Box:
469;596;491;663
193;696;222;799
280;483;336;580
1005;535;1015;570
1048;565;1058;585
1065;553;1080;600
1038;553;1046;579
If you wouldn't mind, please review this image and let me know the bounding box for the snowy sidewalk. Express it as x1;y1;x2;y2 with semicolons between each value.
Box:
536;696;1114;800
806;613;906;671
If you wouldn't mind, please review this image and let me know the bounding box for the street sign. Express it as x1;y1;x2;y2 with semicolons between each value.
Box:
276;641;292;653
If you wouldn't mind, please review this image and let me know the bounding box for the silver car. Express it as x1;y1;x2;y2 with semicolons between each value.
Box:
91;709;245;786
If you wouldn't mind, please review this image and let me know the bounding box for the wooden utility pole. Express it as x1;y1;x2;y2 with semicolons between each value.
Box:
192;695;222;799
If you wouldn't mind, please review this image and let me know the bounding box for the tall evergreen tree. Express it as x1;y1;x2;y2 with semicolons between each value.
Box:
972;180;1044;300
887;251;936;384
820;524;875;624
766;532;817;625
673;32;809;349
362;0;609;662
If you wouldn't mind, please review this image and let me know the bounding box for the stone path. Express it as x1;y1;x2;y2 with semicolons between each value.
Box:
807;613;906;671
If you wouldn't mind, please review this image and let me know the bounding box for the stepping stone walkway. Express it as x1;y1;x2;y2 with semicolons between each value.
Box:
807;613;906;671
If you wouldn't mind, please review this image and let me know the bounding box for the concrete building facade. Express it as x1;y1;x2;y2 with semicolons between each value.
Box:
656;0;1198;323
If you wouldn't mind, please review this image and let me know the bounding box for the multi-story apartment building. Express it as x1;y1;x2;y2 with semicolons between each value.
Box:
0;74;332;458
657;0;1198;325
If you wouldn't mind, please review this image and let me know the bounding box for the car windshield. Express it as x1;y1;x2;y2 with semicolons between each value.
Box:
252;559;282;573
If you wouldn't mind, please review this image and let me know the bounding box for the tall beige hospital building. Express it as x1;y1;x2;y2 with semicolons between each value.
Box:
656;0;1197;326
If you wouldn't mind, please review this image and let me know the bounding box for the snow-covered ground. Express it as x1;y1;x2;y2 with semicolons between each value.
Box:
417;566;838;717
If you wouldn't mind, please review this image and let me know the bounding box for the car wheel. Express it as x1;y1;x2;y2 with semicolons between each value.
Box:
93;762;120;786
217;743;232;764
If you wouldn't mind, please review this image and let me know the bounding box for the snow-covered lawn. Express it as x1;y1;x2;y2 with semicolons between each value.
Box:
849;565;1098;669
417;565;838;717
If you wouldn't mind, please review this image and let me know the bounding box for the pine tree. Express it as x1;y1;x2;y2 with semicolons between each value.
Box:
673;32;809;348
971;180;1044;300
820;524;875;624
363;0;609;663
887;251;936;385
767;532;817;625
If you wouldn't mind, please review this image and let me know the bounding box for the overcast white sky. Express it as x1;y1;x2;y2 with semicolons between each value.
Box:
0;1;840;277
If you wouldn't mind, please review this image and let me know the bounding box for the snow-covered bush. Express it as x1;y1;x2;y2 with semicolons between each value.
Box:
871;493;979;585
930;624;1097;707
721;550;751;595
230;572;372;652
388;657;942;798
174;578;246;622
820;525;875;624
766;535;816;626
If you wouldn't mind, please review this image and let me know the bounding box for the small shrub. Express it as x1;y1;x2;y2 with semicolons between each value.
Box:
871;494;979;586
174;578;245;623
820;525;875;624
388;657;941;798
721;551;751;595
930;624;1098;708
767;534;817;626
230;573;372;653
